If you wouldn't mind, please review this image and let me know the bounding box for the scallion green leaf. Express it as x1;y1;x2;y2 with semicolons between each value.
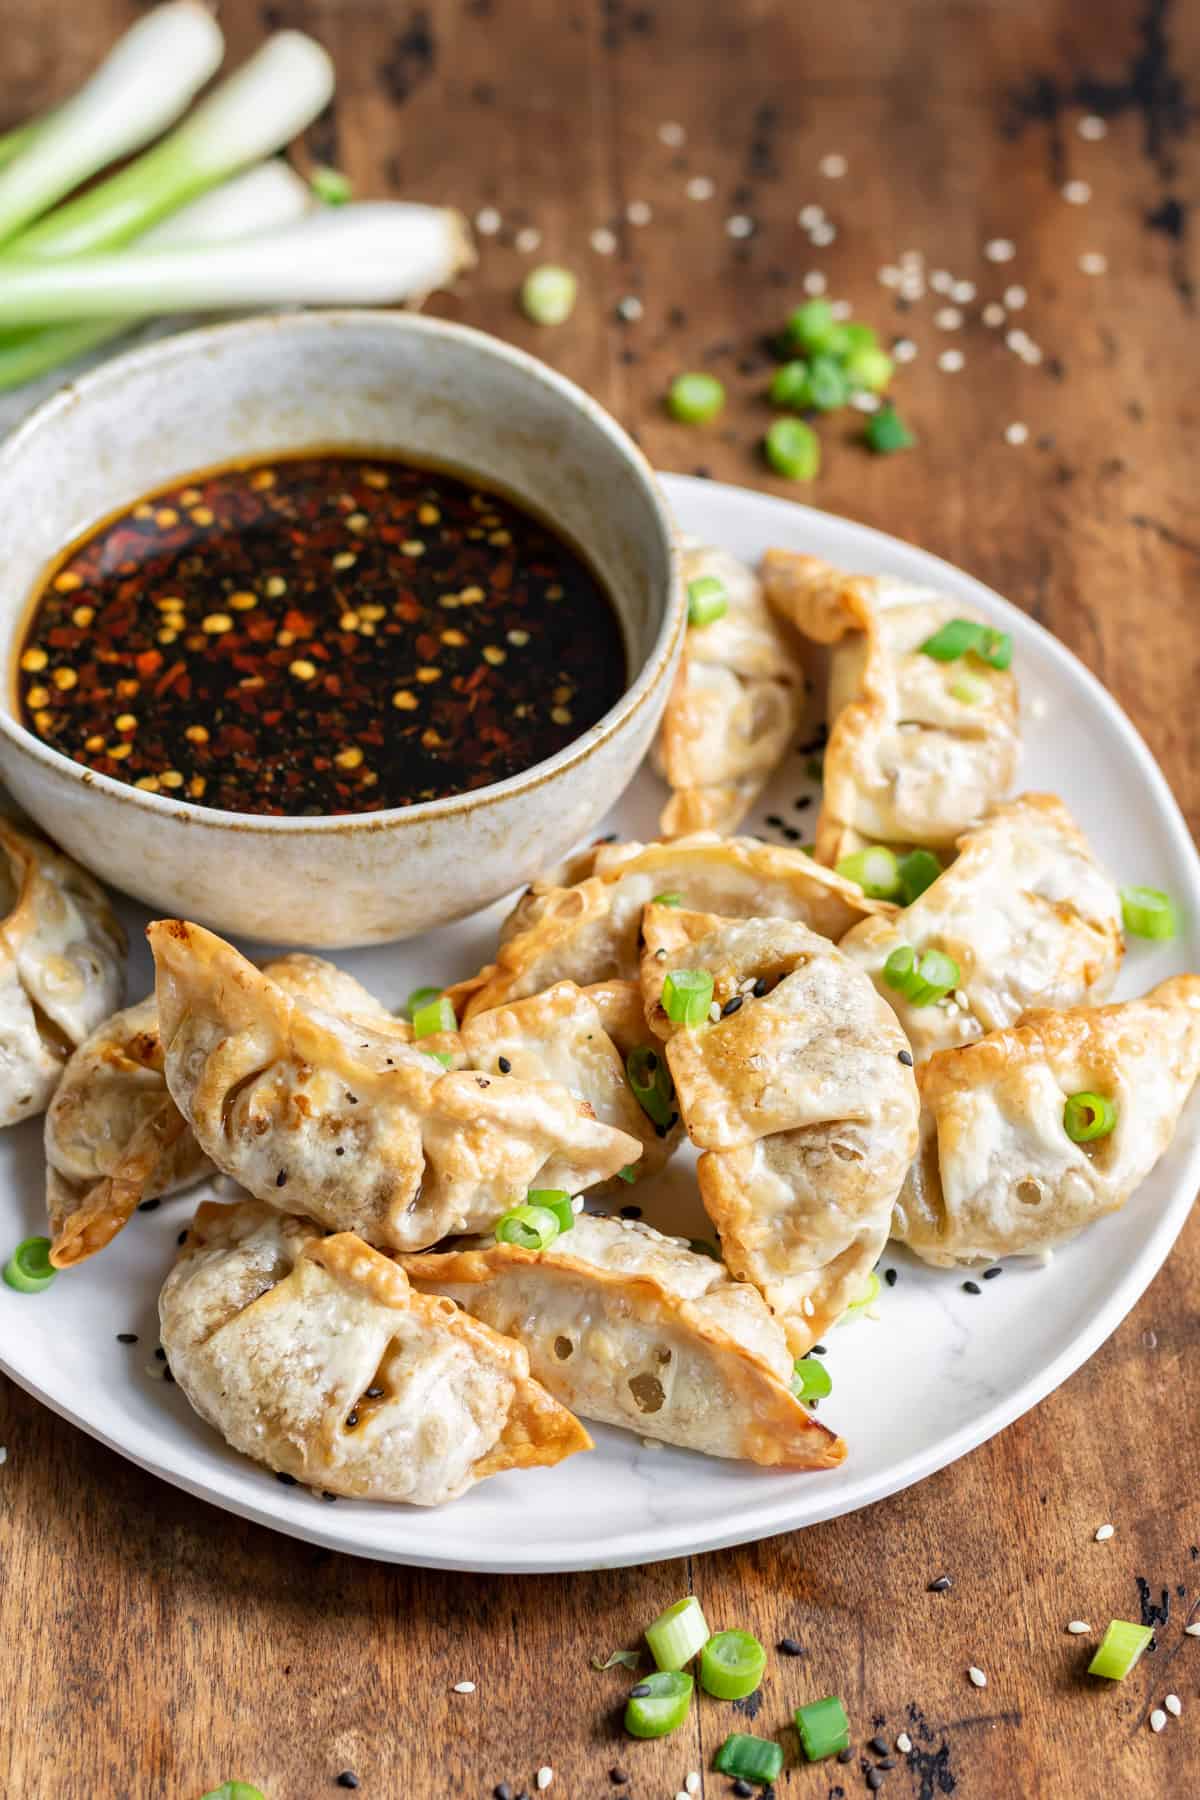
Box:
520;263;577;326
835;846;902;900
592;1648;641;1671
1120;885;1177;941
662;968;714;1027
897;849;942;906
769;359;811;410
616;1165;638;1183
405;984;444;1018
949;673;989;704
882;945;960;1006
626;1045;676;1129
494;1204;561;1251
526;1189;576;1234
865;404;914;453
310;164;352;206
790;1357;832;1401
804;353;850;412
764;417;820;481
624;1670;693;1738
918;618;1011;670
700;1630;767;1701
844;345;893;393
651;891;683;907
713;1733;784;1785
1088;1620;1154;1680
795;1695;850;1761
786;298;839;355
412;994;457;1038
645;1595;710;1671
687;574;728;627
667;372;725;425
4;1235;57;1293
1063;1092;1116;1143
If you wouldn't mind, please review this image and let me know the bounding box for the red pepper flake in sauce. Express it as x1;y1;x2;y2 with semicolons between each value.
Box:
16;454;628;817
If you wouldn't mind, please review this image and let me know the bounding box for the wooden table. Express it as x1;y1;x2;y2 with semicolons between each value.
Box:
2;1;1198;1795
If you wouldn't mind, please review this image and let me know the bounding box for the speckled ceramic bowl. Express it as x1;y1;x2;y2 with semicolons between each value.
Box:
0;311;682;946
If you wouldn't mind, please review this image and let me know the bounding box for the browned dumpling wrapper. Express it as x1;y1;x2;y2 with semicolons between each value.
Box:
761;550;1020;864
641;905;919;1354
45;955;411;1269
401;1213;844;1468
653;545;807;838
840;794;1124;1064
0;817;126;1126
150;921;640;1251
447;833;890;1022
896;976;1200;1266
160;1200;590;1504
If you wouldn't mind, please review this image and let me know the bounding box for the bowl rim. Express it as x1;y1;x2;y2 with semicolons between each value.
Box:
0;308;684;837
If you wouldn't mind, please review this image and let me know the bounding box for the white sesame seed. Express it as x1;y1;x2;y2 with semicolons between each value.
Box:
1063;179;1092;205
896;1734;912;1755
1185;1623;1200;1637
1165;1694;1182;1717
620;1217;636;1231
453;1680;476;1693
1150;1709;1167;1734
1095;1523;1115;1541
1003;284;1027;309
675;1791;690;1800
590;226;618;255
1005;328;1031;354
1066;1621;1091;1634
982;302;1006;327
811;222;837;247
878;265;901;287
641;1436;663;1450
851;391;881;413
798;203;826;229
830;298;852;320
1022;341;1043;365
571;1195;584;1214
686;1774;701;1795
802;270;827;296
951;279;977;304
1005;422;1029;446
740;977;757;993
686;176;715;201
626;200;653;226
938;349;965;373
892;338;918;363
898;280;925;304
616;295;643;321
930;269;953;292
819;152;848;178
1079;250;1108;275
934;306;964;330
899;248;923;268
968;1666;987;1688
802;1296;815;1316
1078;114;1107;140
537;1768;554;1790
709;1001;722;1021
726;213;754;239
0;1446;7;1466
985;238;1016;262
658;121;686;148
514;226;542;255
474;206;502;236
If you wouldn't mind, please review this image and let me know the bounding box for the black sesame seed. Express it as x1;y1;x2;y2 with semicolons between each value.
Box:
868;1737;889;1757
837;1746;854;1764
346;1410;360;1428
619;1204;642;1220
778;1636;804;1655
793;795;812;810
336;1776;360;1792
498;1056;512;1073
276;1470;298;1486
177;1229;188;1245
335;1146;345;1155
137;1197;161;1213
983;1266;1003;1280
154;1346;167;1361
753;977;769;997
884;1267;898;1287
629;1681;652;1697
866;1771;884;1792
163;1365;175;1384
721;995;744;1017
766;813;784;828
493;1784;512;1800
809;1343;827;1356
733;1783;754;1798
928;1574;953;1592
782;826;801;842
276;1169;288;1187
116;1332;138;1344
609;1771;629;1786
962;1280;982;1295
365;1386;384;1400
877;1758;896;1771
898;1049;914;1067
346;1092;359;1105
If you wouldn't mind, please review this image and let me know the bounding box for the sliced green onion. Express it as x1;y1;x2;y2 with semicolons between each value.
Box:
0;204;473;325
311;164;353;206
795;1696;851;1761
425;1050;454;1070
626;1044;676;1129
843;1270;881;1319
687;574;728;627
1088;1620;1154;1680
790;1357;832;1401
844;345;893;393
616;1165;638;1183
200;1786;266;1800
918;619;1012;671
0;2;225;251
1063;1092;1117;1143
1120;885;1177;941
786;298;840;354
520;263;577;326
865;405;915;454
667;372;726;425
527;1189;576;1234
494;1204;561;1251
769;359;810;410
713;1733;784;1785
651;891;683;907
765;417;820;481
662;968;714;1027
646;1595;710;1671
949;673;989;705
840;321;879;354
624;1670;693;1738
405;984;444;1018
3;1235;56;1293
835;846;902;901
593;1647;641;1671
897;849;942;906
700;1630;767;1701
882;944;960;1006
804;353;850;412
412;995;457;1038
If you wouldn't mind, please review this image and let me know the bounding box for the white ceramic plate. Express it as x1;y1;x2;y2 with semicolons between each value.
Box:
2;471;1197;1573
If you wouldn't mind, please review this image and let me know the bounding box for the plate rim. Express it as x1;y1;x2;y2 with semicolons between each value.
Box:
4;469;1198;1572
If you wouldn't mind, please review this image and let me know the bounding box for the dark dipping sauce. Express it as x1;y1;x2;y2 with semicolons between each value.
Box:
16;452;627;816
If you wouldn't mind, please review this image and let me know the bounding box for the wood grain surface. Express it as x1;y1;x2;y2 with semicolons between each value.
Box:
1;1;1198;1796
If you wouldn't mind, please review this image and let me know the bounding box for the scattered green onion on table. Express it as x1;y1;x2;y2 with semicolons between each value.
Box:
699;1630;767;1700
520;264;578;325
624;1670;694;1738
1088;1619;1154;1679
666;371;725;424
795;1695;851;1761
713;1732;784;1784
645;1595;710;1670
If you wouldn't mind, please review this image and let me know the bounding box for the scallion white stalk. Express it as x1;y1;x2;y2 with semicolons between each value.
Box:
0;203;475;324
0;3;224;249
6;31;334;261
0;162;314;392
